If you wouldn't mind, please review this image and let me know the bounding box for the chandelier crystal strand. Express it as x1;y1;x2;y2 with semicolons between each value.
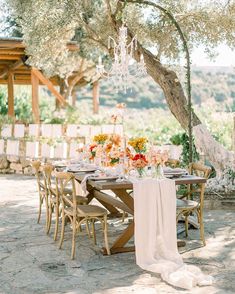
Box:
96;24;146;93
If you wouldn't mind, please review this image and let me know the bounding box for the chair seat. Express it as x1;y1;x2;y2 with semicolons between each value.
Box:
65;205;107;217
176;199;198;210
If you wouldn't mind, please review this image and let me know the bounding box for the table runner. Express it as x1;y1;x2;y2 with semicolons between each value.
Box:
133;178;213;289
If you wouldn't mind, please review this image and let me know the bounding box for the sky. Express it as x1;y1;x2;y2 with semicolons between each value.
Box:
191;44;235;67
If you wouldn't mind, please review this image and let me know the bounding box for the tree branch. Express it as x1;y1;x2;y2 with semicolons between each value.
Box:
105;0;113;23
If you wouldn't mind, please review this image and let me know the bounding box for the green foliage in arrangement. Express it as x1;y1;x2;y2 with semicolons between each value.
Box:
179;133;199;167
170;134;183;146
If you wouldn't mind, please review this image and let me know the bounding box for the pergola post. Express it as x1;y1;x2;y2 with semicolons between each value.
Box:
92;81;99;114
31;70;40;123
7;72;15;118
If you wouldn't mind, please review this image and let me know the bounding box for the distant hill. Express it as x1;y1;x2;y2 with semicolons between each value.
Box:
78;66;235;111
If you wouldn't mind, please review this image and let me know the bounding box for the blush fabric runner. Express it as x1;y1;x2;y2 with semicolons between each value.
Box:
133;178;213;290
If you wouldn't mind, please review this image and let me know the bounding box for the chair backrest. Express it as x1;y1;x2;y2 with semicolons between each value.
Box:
6;140;19;156
42;164;54;196
54;143;67;159
114;124;123;136
1;124;12;138
52;125;62;138
14;124;25;138
189;162;211;179
66;124;78;137
102;125;114;134
41;143;54;159
188;162;212;205
41;124;53;137
0;139;4;155
28;124;40;137
90;126;102;137
26;141;39;158
31;160;46;193
69;142;79;159
78;125;91;137
54;171;77;213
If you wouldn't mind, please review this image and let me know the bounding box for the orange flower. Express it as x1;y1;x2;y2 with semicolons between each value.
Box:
110;134;121;146
105;143;113;153
116;103;126;109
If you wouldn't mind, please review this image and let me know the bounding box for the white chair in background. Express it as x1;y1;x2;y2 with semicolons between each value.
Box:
14;124;25;138
0;139;4;155
66;124;78;137
102;125;115;134
54;143;67;159
114;124;124;136
6;140;19;156
41;124;53;137
1;124;12;138
28;124;40;137
90;126;102;137
26;141;39;158
69;142;79;159
78;125;91;137
52;125;62;138
41;143;54;159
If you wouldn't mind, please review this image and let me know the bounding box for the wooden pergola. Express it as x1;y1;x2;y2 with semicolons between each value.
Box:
0;38;100;123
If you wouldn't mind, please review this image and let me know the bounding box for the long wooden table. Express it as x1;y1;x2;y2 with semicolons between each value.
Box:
75;174;206;255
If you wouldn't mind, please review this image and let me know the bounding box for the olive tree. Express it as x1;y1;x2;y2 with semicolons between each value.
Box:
8;0;235;172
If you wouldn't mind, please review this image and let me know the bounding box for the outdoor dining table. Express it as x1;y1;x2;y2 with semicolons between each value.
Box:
75;173;207;255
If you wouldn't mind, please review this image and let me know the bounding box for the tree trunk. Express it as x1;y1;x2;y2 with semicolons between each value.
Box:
193;124;235;174
135;47;234;171
57;78;66;109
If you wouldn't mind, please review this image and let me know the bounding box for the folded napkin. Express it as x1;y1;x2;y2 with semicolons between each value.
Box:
81;174;95;196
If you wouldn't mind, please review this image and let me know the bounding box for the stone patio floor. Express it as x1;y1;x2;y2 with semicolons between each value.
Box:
0;174;235;294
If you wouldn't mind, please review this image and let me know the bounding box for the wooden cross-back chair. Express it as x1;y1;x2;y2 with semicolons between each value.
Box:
55;171;110;259
41;164;57;238
176;162;212;246
31;160;49;230
43;165;88;241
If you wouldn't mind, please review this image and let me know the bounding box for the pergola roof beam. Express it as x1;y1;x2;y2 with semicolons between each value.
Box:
0;58;24;79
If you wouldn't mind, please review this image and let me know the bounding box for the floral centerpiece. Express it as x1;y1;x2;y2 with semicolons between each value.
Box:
128;137;148;154
89;143;98;160
131;153;148;177
148;149;169;178
109;148;121;165
109;133;121;146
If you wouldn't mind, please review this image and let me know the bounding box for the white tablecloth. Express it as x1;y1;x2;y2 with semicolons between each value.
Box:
133;178;213;290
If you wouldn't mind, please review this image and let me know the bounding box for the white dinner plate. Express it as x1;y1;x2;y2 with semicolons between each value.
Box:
68;168;97;173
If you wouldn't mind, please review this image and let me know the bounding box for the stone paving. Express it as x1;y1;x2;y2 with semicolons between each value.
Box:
0;174;235;294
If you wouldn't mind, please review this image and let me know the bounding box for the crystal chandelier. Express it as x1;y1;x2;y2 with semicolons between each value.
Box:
96;24;147;93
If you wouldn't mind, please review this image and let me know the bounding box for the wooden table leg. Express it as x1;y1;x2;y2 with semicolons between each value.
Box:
88;188;121;216
103;221;135;255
